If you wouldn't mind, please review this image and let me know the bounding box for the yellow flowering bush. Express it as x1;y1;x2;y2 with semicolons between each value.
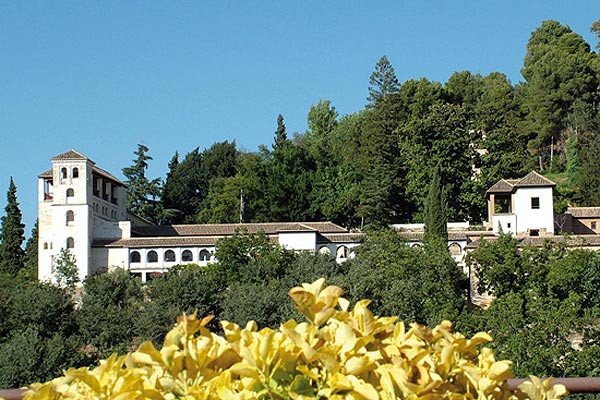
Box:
23;279;567;399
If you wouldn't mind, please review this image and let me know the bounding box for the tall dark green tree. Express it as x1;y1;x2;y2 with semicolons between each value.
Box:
273;114;289;151
22;220;39;280
122;144;162;223
423;166;448;245
367;55;400;105
267;140;316;222
0;178;25;275
161;141;239;223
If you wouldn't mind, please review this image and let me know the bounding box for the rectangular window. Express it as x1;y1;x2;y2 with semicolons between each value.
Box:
531;197;540;209
592;221;597;230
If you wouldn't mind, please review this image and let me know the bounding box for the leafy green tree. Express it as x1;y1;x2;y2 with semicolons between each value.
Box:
575;130;600;206
309;112;365;227
162;141;239;223
0;178;25;275
592;19;600;50
0;328;84;388
52;248;79;290
367;55;400;105
1;280;77;339
76;269;145;357
138;264;222;343
197;175;245;223
465;239;600;378
122;144;162;223
304;99;339;165
399;101;475;221
262;116;317;222
338;230;465;326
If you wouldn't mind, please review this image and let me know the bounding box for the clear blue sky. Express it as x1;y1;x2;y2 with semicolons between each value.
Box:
0;1;598;233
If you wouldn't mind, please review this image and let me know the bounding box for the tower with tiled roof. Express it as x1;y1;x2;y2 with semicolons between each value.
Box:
486;171;556;236
38;150;128;283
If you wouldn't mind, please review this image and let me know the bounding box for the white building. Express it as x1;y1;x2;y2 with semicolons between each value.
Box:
485;171;556;236
38;150;361;282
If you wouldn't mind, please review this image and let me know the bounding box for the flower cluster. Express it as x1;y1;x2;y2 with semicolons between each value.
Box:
24;279;567;399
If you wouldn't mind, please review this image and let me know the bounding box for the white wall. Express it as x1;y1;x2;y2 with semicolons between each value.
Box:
513;187;554;235
278;232;317;251
492;214;517;234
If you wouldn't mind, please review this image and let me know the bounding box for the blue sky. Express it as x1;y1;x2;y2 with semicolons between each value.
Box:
0;1;598;233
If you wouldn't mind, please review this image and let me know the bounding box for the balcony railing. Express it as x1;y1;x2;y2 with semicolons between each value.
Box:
1;377;600;399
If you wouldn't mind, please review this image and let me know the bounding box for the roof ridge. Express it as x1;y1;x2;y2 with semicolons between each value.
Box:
51;149;93;162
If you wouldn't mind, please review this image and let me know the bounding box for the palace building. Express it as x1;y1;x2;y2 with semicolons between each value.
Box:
38;150;600;286
38;150;361;283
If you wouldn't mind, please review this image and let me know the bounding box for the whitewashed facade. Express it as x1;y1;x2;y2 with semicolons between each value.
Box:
486;171;555;236
38;150;361;283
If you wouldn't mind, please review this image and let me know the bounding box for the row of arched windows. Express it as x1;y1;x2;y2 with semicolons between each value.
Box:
60;167;79;180
130;249;213;264
318;245;351;259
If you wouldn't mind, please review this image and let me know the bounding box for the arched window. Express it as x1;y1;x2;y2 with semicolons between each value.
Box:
318;246;331;256
336;245;348;259
147;251;158;263
448;243;462;256
61;167;67;179
199;249;211;262
72;167;79;178
66;188;74;198
43;242;48;250
164;250;176;262
66;237;74;249
130;251;141;263
66;210;74;225
182;250;193;262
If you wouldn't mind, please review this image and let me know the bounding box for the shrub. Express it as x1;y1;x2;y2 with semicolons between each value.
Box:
24;279;566;399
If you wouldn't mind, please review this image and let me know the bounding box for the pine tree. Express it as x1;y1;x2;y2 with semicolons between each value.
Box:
367;55;400;105
122;144;162;223
0;178;26;275
423;167;448;246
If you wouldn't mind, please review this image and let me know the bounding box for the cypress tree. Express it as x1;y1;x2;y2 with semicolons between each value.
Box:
273;114;289;151
423;167;448;246
22;220;38;280
0;178;26;275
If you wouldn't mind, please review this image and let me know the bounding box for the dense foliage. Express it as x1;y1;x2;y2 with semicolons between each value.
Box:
24;279;566;400
123;20;600;228
1;17;600;392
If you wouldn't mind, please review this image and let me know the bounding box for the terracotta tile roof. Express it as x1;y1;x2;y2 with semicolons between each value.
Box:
398;232;468;242
38;169;53;179
515;171;555;187
51;149;91;161
277;223;318;232
486;179;514;194
317;232;363;244
486;171;555;195
132;222;348;237
465;234;600;249
567;207;600;218
94;236;223;248
92;166;125;186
